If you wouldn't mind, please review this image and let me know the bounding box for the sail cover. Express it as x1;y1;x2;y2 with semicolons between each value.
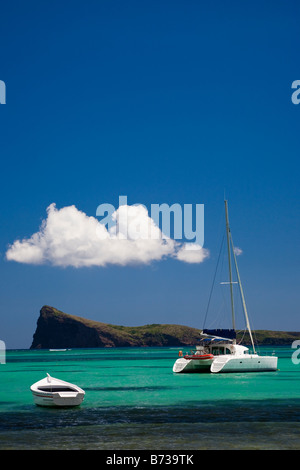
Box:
202;329;236;340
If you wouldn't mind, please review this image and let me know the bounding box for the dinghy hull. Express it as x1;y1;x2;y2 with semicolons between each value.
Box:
31;390;85;407
30;374;85;407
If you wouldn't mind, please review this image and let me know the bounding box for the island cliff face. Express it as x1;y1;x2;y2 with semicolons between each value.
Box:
30;306;300;349
30;306;202;349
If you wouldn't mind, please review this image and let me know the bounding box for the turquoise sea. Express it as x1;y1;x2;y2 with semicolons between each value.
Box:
0;346;299;450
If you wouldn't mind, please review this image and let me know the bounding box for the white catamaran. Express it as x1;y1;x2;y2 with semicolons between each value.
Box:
173;200;278;374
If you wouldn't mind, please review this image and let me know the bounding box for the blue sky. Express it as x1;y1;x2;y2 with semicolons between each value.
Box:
0;0;299;348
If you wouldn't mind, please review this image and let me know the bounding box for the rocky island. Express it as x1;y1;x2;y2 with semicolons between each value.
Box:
30;306;201;349
30;305;300;349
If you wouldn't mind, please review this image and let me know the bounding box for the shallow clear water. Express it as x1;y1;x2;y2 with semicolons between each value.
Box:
0;346;299;449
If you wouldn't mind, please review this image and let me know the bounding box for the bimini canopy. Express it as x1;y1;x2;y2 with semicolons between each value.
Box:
202;329;236;340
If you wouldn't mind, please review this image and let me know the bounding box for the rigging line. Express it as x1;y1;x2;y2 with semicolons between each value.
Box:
252;329;260;355
234;263;258;351
230;232;256;353
237;328;247;344
202;231;225;329
235;278;259;353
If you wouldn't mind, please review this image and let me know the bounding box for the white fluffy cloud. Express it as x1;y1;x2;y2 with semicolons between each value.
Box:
176;243;210;264
6;203;209;267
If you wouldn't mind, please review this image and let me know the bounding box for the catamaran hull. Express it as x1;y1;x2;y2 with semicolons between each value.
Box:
173;357;213;373
210;355;278;373
173;354;278;374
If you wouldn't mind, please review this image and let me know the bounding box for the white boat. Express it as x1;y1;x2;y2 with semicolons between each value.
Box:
173;200;278;374
30;373;85;407
173;332;277;373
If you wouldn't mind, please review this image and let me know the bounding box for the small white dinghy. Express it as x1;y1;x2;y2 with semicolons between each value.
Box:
30;373;85;407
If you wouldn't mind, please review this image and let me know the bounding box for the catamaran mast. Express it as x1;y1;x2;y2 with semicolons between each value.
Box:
224;199;256;353
224;200;236;331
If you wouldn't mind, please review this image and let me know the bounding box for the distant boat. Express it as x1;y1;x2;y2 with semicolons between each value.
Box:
49;349;67;351
173;200;278;374
30;373;85;407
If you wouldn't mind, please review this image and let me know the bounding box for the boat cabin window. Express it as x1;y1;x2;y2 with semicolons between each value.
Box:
211;346;232;356
211;347;220;355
